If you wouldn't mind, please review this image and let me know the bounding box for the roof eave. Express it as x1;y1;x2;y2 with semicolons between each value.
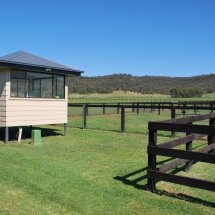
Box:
0;61;84;76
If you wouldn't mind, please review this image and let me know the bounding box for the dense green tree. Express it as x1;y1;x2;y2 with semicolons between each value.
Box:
169;88;203;98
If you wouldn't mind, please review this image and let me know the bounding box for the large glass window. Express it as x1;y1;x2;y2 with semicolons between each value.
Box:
10;70;65;99
54;75;65;99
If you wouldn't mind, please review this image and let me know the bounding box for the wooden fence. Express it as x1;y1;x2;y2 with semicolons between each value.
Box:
70;97;215;103
147;113;215;192
69;102;215;132
69;101;215;116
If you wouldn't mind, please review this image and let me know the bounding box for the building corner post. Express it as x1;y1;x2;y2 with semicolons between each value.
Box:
64;123;68;136
5;127;9;144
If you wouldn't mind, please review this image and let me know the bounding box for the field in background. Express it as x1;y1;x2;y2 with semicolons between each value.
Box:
203;92;215;98
69;92;215;103
69;92;170;103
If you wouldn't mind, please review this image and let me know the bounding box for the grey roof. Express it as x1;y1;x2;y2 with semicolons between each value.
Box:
0;51;83;74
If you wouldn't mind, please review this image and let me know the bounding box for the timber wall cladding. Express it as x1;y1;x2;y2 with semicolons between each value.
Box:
0;71;8;126
6;99;67;126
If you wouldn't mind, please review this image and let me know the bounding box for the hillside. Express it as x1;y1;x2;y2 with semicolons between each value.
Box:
68;74;215;95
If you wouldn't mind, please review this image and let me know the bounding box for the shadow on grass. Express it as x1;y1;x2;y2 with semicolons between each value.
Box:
0;126;62;142
69;125;158;136
69;126;121;134
114;161;215;209
69;122;177;137
157;133;175;138
114;167;148;190
114;158;173;190
157;190;215;208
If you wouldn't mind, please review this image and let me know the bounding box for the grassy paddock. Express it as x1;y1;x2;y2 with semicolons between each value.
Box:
69;92;215;103
68;106;209;134
0;111;214;214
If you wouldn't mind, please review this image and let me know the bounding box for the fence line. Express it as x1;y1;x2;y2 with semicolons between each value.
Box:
69;97;215;103
69;102;215;132
147;113;215;192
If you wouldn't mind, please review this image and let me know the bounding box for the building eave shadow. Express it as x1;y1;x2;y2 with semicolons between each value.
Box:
0;126;62;142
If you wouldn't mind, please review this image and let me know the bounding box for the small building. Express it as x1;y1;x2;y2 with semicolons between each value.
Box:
0;51;83;143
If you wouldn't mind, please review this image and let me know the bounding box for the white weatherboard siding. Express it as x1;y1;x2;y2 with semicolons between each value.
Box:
0;70;9;126
0;70;68;127
6;99;68;127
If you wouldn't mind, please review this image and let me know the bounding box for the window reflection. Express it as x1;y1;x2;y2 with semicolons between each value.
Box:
10;70;65;99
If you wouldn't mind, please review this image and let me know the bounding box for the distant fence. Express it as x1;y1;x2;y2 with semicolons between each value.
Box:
69;97;215;103
147;113;215;192
69;101;215;132
69;101;215;112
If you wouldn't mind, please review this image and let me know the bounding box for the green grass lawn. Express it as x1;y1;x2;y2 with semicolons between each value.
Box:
69;92;215;103
0;111;214;214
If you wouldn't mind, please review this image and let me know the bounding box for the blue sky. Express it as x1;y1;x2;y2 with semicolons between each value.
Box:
0;0;214;77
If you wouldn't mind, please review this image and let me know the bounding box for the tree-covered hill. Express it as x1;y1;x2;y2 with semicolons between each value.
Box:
68;73;215;95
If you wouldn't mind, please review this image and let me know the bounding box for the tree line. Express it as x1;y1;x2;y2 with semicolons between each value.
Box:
68;73;215;96
169;88;203;98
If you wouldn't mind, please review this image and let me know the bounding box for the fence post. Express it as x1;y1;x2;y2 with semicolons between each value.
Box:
210;103;213;112
103;103;106;115
86;103;88;116
158;104;161;115
147;129;157;192
194;102;197;114
137;103;139;114
121;106;125;132
208;117;215;146
171;106;176;137
132;103;135;113
185;122;193;171
117;103;120;114
183;103;186;116
83;104;87;129
134;103;137;113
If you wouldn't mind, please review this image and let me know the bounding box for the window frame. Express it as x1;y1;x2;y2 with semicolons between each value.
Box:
10;70;65;99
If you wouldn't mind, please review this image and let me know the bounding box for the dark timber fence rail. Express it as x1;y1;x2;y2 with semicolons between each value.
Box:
147;113;215;192
69;101;215;132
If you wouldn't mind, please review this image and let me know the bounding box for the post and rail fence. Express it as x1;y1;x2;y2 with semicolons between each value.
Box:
69;101;215;132
147;112;215;192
